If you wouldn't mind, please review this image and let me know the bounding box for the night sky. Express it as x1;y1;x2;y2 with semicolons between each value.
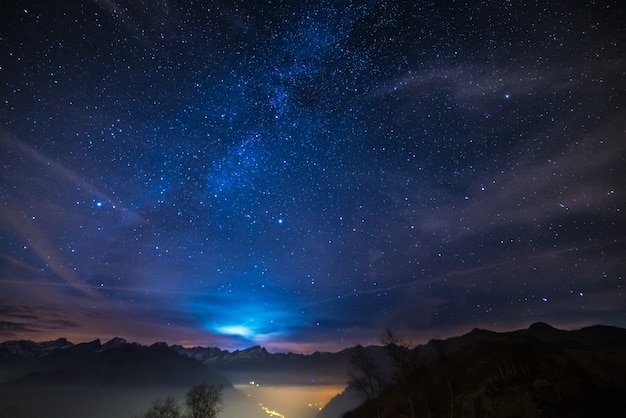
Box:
1;0;624;353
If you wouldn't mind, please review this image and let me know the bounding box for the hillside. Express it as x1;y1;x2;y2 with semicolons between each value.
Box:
340;323;626;418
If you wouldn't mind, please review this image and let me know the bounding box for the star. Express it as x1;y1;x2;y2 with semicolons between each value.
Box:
0;0;623;353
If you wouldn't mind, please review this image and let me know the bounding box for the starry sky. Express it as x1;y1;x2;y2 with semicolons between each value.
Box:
1;0;624;353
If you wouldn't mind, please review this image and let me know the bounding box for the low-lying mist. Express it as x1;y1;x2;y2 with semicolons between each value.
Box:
0;378;347;418
234;382;347;418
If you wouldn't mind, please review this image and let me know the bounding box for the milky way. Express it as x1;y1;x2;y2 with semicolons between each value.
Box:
1;0;624;352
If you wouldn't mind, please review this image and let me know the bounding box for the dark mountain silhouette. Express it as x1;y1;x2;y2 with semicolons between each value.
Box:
172;343;368;384
0;338;73;360
0;337;383;385
339;322;626;418
526;322;626;346
2;322;625;418
16;341;229;387
316;386;363;418
1;338;230;389
0;338;95;382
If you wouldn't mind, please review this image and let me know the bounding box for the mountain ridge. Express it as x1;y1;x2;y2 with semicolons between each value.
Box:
5;321;622;358
2;322;625;387
339;323;626;418
1;322;626;418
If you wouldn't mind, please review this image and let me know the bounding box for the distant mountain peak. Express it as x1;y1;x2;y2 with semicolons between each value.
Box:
528;321;557;330
97;337;127;353
225;345;270;360
0;337;74;359
469;327;493;335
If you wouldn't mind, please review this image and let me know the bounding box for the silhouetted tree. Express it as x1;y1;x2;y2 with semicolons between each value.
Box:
348;344;384;418
186;383;223;418
141;396;181;418
381;329;417;418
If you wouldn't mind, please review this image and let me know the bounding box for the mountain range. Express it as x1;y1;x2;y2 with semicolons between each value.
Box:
0;336;357;386
1;322;625;418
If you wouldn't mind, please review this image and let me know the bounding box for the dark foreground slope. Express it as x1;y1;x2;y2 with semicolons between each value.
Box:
342;323;626;418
